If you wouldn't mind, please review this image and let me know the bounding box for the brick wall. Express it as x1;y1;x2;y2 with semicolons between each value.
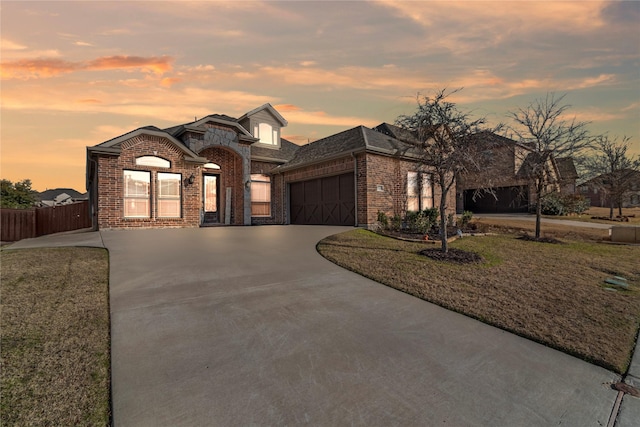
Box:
363;153;456;227
96;135;201;229
199;146;244;225
251;161;284;225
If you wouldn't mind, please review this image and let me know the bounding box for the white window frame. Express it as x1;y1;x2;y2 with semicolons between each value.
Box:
136;156;170;168
250;174;271;217
407;171;419;212
421;174;434;209
123;170;151;218
157;172;181;218
407;171;434;212
253;122;278;146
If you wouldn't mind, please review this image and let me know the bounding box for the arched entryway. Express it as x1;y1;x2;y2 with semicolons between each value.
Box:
199;147;245;225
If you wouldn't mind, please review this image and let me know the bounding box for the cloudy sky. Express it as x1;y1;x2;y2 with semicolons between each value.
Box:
1;0;638;192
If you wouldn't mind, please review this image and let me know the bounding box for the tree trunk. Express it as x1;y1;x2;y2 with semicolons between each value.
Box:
535;179;543;239
535;196;542;239
618;202;623;217
440;206;448;253
609;201;614;219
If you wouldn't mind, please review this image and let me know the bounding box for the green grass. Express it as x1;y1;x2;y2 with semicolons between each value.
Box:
1;247;111;426
318;229;640;374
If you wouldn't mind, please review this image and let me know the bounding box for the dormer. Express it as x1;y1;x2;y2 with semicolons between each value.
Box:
238;103;288;149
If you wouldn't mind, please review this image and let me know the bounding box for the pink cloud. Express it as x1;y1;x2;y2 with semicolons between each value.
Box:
1;55;173;80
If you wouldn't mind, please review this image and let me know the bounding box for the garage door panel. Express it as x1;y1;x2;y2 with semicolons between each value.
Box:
464;186;529;213
290;173;355;225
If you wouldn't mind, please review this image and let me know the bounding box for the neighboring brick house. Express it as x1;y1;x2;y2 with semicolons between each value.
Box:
86;104;454;230
578;170;640;208
455;132;578;213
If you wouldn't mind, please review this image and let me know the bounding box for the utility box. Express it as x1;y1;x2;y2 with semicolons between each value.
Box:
610;226;640;243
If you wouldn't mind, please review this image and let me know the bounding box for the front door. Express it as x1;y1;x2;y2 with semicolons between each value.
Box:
203;175;219;223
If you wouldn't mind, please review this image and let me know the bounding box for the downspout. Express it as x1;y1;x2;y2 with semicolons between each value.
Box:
352;152;358;227
86;149;99;231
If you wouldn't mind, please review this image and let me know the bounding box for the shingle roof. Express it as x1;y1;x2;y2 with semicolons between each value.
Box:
251;138;300;163
277;126;420;171
555;157;578;180
38;188;87;201
373;123;419;144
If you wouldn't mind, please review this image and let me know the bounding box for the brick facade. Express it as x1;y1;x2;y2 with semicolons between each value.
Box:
251;160;285;225
95;135;201;230
361;153;455;227
88;106;458;230
199;146;244;225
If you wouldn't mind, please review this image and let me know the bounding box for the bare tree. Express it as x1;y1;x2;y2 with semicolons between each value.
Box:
583;135;639;218
508;93;591;239
396;88;501;252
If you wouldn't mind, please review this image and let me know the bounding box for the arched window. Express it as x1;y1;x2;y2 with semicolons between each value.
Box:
136;156;170;168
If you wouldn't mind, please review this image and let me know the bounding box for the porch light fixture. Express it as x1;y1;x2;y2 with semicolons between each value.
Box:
184;174;195;187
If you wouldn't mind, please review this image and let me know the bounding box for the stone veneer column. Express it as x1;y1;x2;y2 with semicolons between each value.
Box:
195;127;252;225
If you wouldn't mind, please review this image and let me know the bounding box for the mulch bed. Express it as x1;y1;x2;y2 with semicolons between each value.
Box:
418;247;484;264
517;234;564;244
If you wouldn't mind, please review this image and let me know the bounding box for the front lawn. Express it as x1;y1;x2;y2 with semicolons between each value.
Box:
317;229;640;374
1;247;111;426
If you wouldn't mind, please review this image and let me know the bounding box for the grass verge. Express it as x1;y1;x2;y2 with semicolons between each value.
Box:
317;229;640;374
544;207;640;225
1;247;110;425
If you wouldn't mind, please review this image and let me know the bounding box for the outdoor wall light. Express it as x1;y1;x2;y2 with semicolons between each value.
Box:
184;174;195;187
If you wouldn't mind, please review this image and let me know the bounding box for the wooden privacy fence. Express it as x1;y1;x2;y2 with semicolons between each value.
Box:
1;201;91;242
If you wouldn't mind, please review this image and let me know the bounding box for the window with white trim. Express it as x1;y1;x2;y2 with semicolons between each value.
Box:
407;171;419;212
421;174;433;209
250;174;271;217
124;170;150;218
407;171;434;212
157;172;181;218
136;156;170;168
253;122;278;145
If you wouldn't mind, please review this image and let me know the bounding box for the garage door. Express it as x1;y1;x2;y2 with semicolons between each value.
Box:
290;173;355;225
464;186;529;213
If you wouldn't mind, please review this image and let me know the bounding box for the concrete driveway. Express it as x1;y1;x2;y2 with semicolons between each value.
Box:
98;225;623;426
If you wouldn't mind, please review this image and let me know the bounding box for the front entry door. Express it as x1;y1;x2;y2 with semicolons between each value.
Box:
203;175;219;223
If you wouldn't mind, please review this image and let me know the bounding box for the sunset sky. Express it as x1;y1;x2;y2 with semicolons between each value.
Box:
1;0;638;192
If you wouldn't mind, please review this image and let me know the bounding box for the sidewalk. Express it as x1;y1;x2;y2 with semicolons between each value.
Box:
4;229;105;249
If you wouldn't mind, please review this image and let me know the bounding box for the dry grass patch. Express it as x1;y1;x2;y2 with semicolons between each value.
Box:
474;218;610;241
1;247;110;426
543;207;640;225
318;229;640;374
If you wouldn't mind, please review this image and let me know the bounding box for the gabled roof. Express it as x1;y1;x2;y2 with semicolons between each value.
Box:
238;103;288;127
555;158;578;181
165;114;257;142
276;126;420;171
579;169;640;187
88;127;207;163
38;188;87;201
373;123;419;144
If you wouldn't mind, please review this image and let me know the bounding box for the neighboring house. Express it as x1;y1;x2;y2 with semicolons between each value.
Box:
578;170;640;208
37;188;87;207
86;104;454;230
455;132;578;213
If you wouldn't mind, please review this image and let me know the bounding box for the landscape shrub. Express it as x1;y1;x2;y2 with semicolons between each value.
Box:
377;211;389;229
562;194;590;215
459;210;473;228
541;193;590;216
390;214;402;231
